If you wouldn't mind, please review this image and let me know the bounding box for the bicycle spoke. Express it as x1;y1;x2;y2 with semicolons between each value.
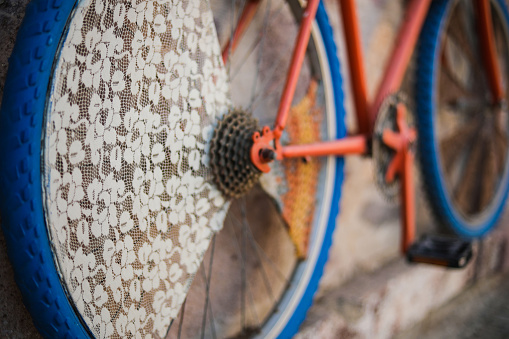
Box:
248;0;272;109
226;0;248;77
439;117;480;173
223;205;262;331
207;237;218;334
241;203;247;331
439;52;476;103
244;216;289;287
446;28;477;69
453;137;485;213
200;235;217;339
495;15;507;79
456;2;481;65
223;185;302;333
494;122;508;173
241;197;276;310
177;298;187;339
238;198;262;331
221;0;257;63
229;1;287;80
250;61;289;113
228;205;289;284
480;137;498;209
446;5;484;84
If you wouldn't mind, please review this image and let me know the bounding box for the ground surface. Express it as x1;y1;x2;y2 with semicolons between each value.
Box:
397;272;509;339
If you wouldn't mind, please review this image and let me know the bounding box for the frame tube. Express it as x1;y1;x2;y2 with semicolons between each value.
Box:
221;0;261;64
339;0;370;135
274;0;320;134
476;0;505;102
281;136;367;158
401;149;415;253
370;0;431;132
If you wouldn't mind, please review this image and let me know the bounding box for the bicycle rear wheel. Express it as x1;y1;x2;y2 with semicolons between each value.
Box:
0;0;345;338
416;0;509;237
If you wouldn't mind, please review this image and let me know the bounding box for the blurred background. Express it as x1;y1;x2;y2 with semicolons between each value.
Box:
1;0;509;338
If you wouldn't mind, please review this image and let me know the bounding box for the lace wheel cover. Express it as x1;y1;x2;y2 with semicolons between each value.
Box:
43;0;230;337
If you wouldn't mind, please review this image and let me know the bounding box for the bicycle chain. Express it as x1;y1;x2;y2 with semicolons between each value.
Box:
210;109;262;198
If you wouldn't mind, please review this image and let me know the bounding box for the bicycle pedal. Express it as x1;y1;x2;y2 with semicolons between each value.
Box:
406;234;473;268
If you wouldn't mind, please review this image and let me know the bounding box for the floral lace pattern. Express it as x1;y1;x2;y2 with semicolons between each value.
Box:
43;0;230;337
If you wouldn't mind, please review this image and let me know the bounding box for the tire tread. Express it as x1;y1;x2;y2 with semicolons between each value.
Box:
0;0;90;338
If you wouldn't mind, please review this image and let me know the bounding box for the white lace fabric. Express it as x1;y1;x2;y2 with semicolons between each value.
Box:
43;0;230;337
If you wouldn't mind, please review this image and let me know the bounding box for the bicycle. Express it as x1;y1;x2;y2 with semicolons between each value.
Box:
0;0;508;338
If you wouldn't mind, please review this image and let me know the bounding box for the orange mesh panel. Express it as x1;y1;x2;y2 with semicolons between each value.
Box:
282;81;321;258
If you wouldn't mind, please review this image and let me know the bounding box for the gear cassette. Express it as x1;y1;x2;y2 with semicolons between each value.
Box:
210;109;262;198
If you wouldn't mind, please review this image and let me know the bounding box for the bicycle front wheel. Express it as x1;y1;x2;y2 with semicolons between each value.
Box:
416;0;509;237
0;0;345;338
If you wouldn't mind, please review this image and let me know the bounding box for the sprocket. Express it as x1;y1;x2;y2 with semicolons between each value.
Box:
373;93;413;203
210;109;262;198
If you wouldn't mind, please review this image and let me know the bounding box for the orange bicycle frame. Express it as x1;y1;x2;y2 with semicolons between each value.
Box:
224;0;504;155
251;0;433;163
227;0;505;252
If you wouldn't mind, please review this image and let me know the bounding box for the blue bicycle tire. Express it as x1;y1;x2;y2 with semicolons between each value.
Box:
273;2;346;338
416;0;509;237
0;0;93;337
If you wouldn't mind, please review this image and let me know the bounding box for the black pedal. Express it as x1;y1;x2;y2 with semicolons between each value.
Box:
406;234;473;268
